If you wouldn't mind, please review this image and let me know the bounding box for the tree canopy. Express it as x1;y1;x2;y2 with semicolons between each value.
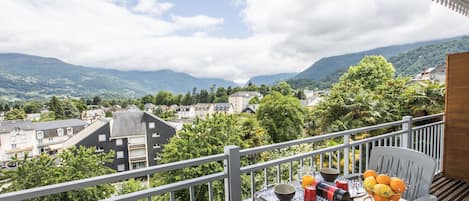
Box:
0;146;115;201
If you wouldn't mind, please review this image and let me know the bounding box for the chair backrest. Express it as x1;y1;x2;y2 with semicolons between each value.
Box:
369;146;436;201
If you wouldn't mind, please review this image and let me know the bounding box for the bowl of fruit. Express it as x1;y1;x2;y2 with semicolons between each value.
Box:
362;169;407;201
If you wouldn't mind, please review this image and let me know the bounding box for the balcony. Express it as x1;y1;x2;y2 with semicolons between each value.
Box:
0;113;463;201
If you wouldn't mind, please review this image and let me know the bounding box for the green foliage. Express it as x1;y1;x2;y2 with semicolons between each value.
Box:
309;55;445;135
62;100;80;119
248;96;260;104
152;114;269;201
49;96;64;120
272;82;293;96
0;146;115;201
119;178;146;201
257;91;305;143
39;111;56;122
5;108;26;120
391;36;469;76
23;101;43;113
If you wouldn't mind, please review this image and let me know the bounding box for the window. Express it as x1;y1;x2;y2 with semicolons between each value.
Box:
153;144;160;149
36;131;44;139
38;139;43;144
131;161;146;169
148;122;155;129
152;133;160;138
116;151;124;159
13;127;20;133
66;127;73;135
117;164;125;172
95;147;104;152
98;134;106;142
57;128;64;136
115;139;123;146
11;144;16;149
48;137;53;142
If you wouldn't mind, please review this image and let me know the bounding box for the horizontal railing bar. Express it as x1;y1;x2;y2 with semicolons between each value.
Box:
412;113;444;122
412;121;444;131
240;130;406;173
0;153;226;201
102;172;226;201
240;120;405;156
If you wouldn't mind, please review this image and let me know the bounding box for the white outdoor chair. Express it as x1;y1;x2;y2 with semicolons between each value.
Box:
368;146;438;201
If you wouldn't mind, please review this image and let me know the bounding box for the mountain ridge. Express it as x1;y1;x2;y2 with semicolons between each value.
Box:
0;53;237;100
293;36;466;80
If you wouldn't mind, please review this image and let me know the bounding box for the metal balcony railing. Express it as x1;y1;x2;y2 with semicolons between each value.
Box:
0;114;444;201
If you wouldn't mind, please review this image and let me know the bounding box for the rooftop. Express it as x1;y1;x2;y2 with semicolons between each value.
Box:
33;119;88;130
110;111;145;138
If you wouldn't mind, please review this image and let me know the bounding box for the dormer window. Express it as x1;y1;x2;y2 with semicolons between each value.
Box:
36;131;44;139
57;128;64;136
13;127;20;133
148;122;155;129
66;127;73;135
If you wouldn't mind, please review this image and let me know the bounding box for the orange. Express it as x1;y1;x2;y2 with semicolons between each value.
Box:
390;177;406;193
301;175;315;189
376;174;391;185
373;194;390;201
363;169;378;179
390;193;401;201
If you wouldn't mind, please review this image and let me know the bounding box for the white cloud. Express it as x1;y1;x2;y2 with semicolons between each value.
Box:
0;0;468;84
132;0;173;16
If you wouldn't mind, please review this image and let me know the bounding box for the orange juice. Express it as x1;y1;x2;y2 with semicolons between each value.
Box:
302;175;315;188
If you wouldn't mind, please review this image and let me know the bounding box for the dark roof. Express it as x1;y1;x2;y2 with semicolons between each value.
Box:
111;111;146;138
0;120;34;133
33;119;88;130
229;91;261;97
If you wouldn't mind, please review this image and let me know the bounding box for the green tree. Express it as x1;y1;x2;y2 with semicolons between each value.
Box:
23;101;43;113
257;91;305;143
152;114;270;201
182;92;193;105
407;81;445;116
272;82;293;96
0;146;115;201
39;112;56;122
119;178;146;200
155;91;174;105
141;95;154;104
93;96;102;105
4;104;10;111
49;96;65;120
248;96;260;104
339;55;395;91
198;89;210;103
62;100;80;119
5;109;26;120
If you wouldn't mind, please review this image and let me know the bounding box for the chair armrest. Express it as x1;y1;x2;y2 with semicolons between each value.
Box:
414;194;438;201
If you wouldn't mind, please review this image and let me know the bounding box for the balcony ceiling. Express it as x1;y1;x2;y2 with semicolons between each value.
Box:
433;0;469;17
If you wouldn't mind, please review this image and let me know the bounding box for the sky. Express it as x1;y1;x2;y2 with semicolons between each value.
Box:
0;0;468;83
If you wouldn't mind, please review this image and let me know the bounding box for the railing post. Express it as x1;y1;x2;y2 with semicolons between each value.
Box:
401;116;412;148
343;134;350;176
224;145;241;201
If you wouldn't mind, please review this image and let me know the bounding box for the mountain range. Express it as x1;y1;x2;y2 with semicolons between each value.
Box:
293;36;466;80
0;53;236;100
0;35;467;100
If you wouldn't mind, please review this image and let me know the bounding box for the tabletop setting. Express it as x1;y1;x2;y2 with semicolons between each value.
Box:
254;167;407;201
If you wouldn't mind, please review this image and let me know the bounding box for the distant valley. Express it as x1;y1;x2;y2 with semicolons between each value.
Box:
0;35;467;101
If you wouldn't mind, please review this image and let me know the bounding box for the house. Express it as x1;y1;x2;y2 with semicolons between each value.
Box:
0;112;4;121
125;105;141;112
194;103;215;118
213;103;234;115
175;105;195;119
228;91;262;113
300;96;323;108
242;104;259;114
0;120;36;167
81;109;105;123
33;119;88;155
26;113;41;121
413;65;446;83
63;111;176;172
144;103;156;113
